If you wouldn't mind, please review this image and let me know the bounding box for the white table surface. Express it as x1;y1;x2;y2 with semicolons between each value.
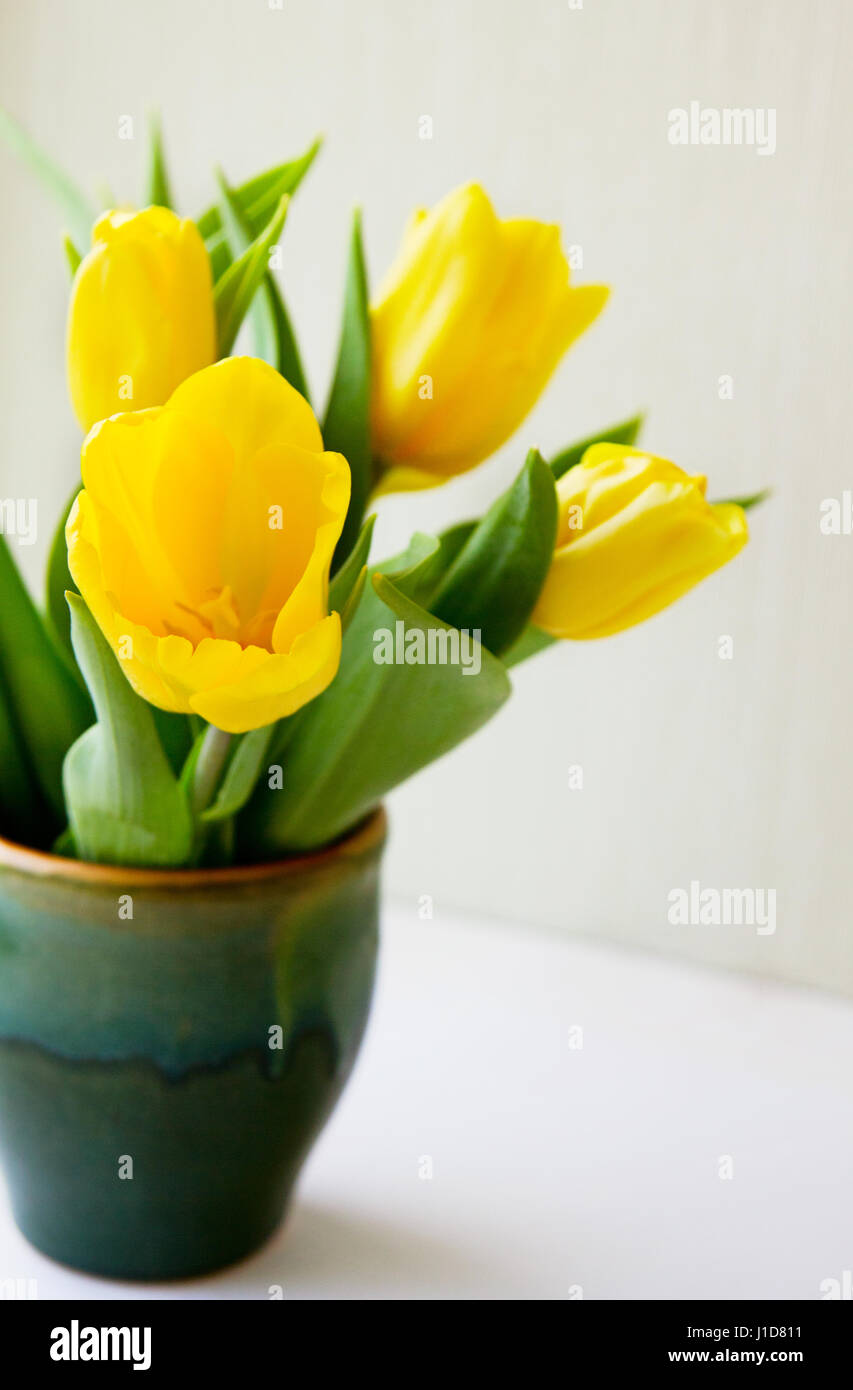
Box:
2;900;852;1301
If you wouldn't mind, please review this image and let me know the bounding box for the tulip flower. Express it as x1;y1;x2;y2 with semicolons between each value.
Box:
533;444;748;639
66;357;350;733
67;206;216;433
370;183;608;493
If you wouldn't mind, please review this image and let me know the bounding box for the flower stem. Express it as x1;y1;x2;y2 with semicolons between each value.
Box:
191;724;232;817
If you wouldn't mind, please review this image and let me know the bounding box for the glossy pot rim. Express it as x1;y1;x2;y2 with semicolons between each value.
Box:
0;807;387;889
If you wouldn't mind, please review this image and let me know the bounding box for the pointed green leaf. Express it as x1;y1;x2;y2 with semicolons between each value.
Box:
238;550;511;855
215;170;309;397
145;112;173;209
0;664;47;845
0;536;92;822
260;524;436;782
325;211;372;572
198;137;321;261
434;519;478;570
549;413;645;479
44;486;80;664
338;565;368;632
0;108;95;249
431;449;558;655
202;725;276;823
63;594;194;866
215;168;273;354
214;194;288;357
329;514;375;614
63;234;82;278
262;271;310;399
502;624;556;668
179;727;207;795
711;488;770;510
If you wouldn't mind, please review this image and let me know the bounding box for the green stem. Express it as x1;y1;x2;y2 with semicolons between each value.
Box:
191;725;232;816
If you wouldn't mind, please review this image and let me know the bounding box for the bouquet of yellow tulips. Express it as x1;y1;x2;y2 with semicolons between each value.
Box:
0;114;761;869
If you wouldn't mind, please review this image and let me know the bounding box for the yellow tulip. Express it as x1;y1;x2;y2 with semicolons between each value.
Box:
370;183;608;493
66;357;350;733
533;444;748;639
67;206;216;433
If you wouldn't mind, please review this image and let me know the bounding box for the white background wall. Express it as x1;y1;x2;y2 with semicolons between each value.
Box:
1;0;850;993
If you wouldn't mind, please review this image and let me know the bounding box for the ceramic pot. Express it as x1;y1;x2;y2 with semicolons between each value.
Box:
0;809;385;1280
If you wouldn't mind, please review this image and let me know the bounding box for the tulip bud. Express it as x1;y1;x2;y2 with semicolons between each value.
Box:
67;206;216;432
533;444;748;639
370;184;608;493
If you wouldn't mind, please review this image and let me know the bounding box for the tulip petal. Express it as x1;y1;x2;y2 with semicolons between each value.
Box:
371;465;445;497
68;358;349;734
271;451;351;651
535;456;749;640
189;615;342;733
80;408;234;638
555;448;695;543
154;633;271;707
67;494;187;712
222;443;348;647
370;183;609;482
67;207;215;433
167;355;322;462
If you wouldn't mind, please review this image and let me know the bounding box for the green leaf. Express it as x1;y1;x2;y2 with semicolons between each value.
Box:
145;112;173;209
215;170;268;332
179;727;207;795
549;413;645;479
51;824;76;858
151;708;196;778
711;488;771;511
214;194;288;357
215;170;309;397
63;234;82;278
338;566;368;632
431;449;558;655
325;210;372;572
502;624;556;668
202;726;276;823
434;519;478;569
44;486;80;664
373;530;451;608
329;514;374;614
0;663;47;845
0;108;95;249
198;138;321;262
262;271;310;399
0;536;92;823
238;546;511;855
63;594;194;867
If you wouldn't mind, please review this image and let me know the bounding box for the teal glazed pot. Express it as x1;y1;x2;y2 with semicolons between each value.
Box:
0;809;385;1281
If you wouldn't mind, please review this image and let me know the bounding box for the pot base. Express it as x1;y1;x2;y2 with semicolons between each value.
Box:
0;1030;337;1282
